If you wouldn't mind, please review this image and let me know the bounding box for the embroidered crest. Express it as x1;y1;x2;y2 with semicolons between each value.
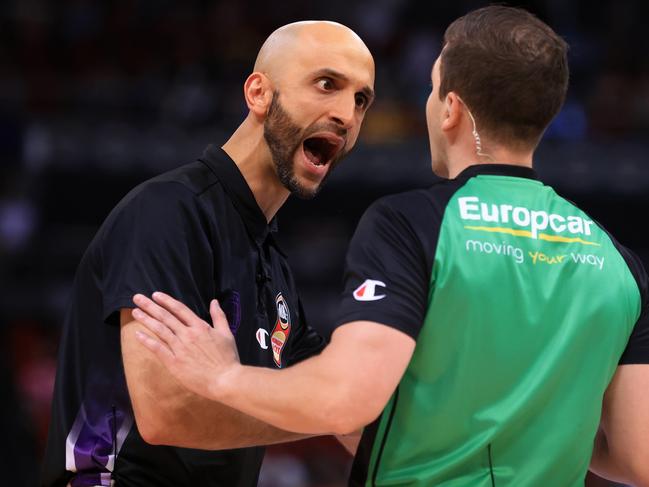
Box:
271;292;291;368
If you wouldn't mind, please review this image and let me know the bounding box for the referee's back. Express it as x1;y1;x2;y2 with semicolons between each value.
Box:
351;165;646;486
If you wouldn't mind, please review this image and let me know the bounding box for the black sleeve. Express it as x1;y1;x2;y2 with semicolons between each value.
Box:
618;247;649;364
285;298;326;366
333;197;431;339
99;181;215;325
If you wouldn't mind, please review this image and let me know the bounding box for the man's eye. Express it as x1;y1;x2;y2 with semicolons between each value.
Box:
355;93;368;109
316;78;334;90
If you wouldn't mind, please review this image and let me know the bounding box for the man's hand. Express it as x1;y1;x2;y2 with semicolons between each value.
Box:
133;292;238;402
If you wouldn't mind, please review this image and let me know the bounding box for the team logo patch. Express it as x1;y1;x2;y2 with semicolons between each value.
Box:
353;279;386;301
271;293;291;367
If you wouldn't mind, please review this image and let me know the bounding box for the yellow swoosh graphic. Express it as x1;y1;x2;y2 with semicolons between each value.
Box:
464;226;600;246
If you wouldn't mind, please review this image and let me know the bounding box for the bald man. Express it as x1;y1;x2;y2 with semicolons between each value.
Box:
41;21;375;487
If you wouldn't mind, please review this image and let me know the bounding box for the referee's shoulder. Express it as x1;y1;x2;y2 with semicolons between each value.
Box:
366;178;458;218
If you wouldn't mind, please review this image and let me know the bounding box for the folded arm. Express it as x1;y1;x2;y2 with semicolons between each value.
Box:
121;308;311;449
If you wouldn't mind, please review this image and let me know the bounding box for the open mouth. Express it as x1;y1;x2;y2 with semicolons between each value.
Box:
302;135;343;167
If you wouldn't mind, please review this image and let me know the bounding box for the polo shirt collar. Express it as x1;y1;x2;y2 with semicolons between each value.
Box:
199;145;278;245
455;163;539;181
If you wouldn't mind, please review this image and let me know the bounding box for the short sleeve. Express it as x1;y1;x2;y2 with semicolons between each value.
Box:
333;198;431;339
618;248;649;364
99;181;215;325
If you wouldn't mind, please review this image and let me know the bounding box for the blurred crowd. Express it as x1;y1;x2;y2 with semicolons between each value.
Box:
0;1;647;485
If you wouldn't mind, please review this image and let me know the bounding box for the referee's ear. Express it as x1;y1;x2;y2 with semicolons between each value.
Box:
244;72;273;120
441;92;463;134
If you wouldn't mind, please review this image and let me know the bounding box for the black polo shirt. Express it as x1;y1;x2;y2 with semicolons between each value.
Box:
41;145;325;487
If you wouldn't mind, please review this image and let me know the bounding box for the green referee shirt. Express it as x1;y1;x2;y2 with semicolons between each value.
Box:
335;164;649;487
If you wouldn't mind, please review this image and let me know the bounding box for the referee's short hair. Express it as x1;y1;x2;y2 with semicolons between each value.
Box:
439;6;569;150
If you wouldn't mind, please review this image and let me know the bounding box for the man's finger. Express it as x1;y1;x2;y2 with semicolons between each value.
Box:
152;291;208;329
132;307;180;348
135;330;176;365
133;293;186;332
210;299;232;334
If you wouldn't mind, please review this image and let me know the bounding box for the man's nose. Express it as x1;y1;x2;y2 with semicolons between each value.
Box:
328;95;356;130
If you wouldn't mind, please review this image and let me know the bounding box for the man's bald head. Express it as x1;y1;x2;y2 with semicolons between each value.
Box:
233;21;374;200
253;21;373;82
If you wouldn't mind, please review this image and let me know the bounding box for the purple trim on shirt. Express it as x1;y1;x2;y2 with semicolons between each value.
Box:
65;377;134;484
222;290;241;335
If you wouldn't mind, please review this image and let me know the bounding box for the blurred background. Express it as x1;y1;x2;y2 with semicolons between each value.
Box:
1;0;647;485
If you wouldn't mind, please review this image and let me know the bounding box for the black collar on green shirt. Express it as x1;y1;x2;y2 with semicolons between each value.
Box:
455;163;539;181
199;145;278;246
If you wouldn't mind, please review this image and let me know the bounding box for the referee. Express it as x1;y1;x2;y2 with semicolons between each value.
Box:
41;21;375;487
133;6;649;487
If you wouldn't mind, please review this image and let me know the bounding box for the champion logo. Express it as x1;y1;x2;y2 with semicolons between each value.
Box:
353;279;386;301
255;328;269;350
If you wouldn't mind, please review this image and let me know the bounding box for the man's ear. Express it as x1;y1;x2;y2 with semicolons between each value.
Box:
441;92;462;133
243;72;273;119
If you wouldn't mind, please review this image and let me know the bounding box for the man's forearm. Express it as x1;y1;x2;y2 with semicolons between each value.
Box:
147;392;311;449
213;350;370;435
217;365;341;435
203;322;413;436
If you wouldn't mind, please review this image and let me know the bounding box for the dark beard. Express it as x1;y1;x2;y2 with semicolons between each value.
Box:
263;92;346;200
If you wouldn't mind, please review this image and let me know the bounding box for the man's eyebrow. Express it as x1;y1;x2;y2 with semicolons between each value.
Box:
312;68;375;101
